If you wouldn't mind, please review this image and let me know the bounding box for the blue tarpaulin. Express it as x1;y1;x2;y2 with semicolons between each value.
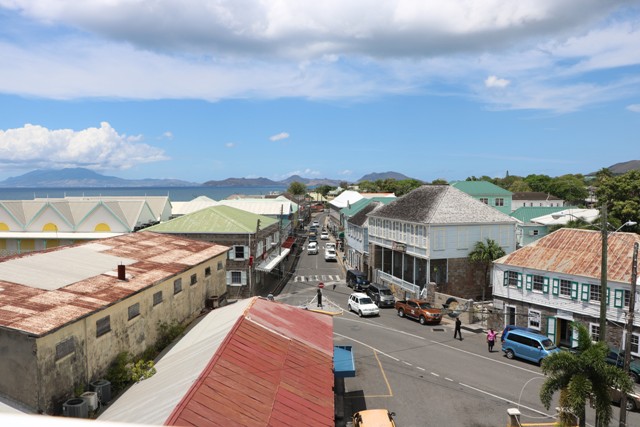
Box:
333;345;355;378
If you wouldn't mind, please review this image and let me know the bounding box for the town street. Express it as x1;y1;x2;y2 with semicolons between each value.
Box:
276;214;640;427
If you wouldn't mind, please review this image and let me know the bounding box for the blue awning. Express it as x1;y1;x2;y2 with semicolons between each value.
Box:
333;345;355;378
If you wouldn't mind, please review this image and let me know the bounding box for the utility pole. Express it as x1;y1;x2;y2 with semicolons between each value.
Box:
600;204;608;342
619;242;638;427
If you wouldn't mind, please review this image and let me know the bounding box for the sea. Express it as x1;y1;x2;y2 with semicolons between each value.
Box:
0;186;288;202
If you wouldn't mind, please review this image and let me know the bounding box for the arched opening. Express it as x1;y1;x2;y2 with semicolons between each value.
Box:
42;223;58;232
94;223;111;232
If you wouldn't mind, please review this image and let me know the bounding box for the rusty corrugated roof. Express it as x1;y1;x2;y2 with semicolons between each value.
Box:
165;298;334;427
495;228;640;283
0;231;229;336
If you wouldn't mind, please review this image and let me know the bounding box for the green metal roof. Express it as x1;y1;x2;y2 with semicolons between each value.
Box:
340;197;396;217
510;206;574;223
146;205;277;234
450;181;512;196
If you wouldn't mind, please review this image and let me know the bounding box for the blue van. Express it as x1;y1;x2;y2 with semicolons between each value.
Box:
502;329;560;365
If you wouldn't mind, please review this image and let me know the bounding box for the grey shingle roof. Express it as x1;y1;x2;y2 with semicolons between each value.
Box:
348;202;382;227
369;185;517;224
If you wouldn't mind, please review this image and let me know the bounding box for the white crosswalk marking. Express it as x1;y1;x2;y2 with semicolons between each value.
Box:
293;275;342;283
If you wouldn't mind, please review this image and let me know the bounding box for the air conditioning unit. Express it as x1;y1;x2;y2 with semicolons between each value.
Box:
81;391;98;411
63;398;88;418
90;379;112;405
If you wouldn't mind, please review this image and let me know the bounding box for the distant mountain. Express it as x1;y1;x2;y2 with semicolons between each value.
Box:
607;160;640;175
358;171;417;182
202;177;284;187
0;168;197;188
279;175;341;187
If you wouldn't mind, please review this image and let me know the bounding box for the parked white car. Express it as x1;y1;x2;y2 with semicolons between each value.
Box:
348;293;380;317
324;248;337;261
307;242;318;254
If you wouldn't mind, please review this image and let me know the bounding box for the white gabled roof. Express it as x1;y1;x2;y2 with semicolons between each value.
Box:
530;208;599;226
329;190;364;209
171;196;219;216
218;199;292;216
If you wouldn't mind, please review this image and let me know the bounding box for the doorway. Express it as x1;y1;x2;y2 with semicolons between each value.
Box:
558;318;573;348
505;305;516;326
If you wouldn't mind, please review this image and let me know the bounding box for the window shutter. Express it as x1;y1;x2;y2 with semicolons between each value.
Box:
525;275;532;291
570;282;578;300
552;278;559;296
547;317;556;344
229;248;236;260
241;271;247;285
226;271;231;285
614;289;624;308
606;287;610;305
503;271;509;286
244;246;250;259
517;273;523;289
571;326;579;348
543;277;549;294
581;284;589;301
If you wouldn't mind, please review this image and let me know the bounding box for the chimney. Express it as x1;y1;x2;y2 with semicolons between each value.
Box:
117;264;126;281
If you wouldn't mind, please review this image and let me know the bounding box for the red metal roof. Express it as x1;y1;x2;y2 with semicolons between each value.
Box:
495;228;640;283
166;298;334;427
0;232;229;336
281;237;296;249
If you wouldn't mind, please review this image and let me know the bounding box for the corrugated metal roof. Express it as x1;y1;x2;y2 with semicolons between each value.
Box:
0;231;229;336
171;196;219;216
510;206;573;223
166;298;334;426
329;191;364;209
451;181;512;196
371;185;517;224
495;228;640;283
100;298;334;427
146;205;277;234
218;199;293;216
341;197;395;217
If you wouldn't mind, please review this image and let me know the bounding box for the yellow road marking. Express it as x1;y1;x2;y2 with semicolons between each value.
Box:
346;350;393;398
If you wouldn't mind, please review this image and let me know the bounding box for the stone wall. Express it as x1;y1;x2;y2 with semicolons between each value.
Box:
437;257;486;300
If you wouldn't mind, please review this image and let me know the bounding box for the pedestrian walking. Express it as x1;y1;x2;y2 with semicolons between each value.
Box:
454;317;462;340
317;288;323;308
487;328;497;352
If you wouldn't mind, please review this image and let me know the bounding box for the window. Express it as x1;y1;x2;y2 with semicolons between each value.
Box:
231;271;242;284
590;323;600;342
190;274;197;286
495;198;504;207
559;279;571;297
153;291;163;306
234;246;245;259
128;303;140;320
217;261;223;271
532;275;544;292
479;198;488;204
506;271;519;287
174;278;182;294
205;267;211;277
532;230;539;236
55;337;75;361
631;333;639;356
528;309;541;330
96;316;111;337
590;284;601;302
624;289;631;307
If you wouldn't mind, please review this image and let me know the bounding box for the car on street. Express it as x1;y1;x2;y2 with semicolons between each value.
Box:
366;284;395;308
606;347;640;383
324;247;337;261
501;329;560;365
348;293;379;317
312;220;320;228
609;386;640;411
307;241;318;255
500;325;538;342
320;231;329;240
352;409;396;427
309;233;317;242
395;299;442;324
346;269;370;292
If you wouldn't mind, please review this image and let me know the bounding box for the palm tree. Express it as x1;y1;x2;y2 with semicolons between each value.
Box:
468;238;505;301
539;323;633;427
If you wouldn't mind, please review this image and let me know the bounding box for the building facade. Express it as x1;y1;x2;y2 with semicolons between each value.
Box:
511;192;564;211
0;232;228;414
451;181;513;215
492;228;640;352
368;185;517;300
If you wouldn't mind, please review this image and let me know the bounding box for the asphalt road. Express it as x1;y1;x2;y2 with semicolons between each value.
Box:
277;213;640;427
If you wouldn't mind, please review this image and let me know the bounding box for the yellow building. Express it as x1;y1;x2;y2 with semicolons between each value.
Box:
0;231;228;414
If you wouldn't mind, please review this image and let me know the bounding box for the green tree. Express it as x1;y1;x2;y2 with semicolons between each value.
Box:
287;181;306;198
540;323;633;427
339;181;350;190
468;239;505;301
596;170;640;232
431;178;448;185
357;180;379;193
394;179;424;196
523;174;553;193
315;185;334;198
507;179;531;193
548;175;589;205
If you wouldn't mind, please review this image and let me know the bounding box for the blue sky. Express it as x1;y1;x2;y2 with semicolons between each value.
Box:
0;1;639;184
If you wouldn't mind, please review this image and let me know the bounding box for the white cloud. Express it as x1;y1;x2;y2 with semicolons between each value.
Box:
162;131;174;139
0;1;637;111
338;170;352;175
0;122;167;170
269;132;290;142
484;75;510;88
280;169;321;179
225;142;236;148
627;104;640;113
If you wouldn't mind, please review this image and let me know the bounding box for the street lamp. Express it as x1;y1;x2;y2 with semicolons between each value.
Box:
552;206;637;342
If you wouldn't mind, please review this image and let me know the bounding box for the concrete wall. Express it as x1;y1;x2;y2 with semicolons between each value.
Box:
0;252;227;414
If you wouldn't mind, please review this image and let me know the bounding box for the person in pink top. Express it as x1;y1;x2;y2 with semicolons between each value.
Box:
487;329;497;352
